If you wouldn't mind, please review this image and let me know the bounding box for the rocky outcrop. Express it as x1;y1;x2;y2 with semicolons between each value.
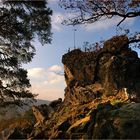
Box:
32;104;53;127
86;102;140;139
1;35;140;139
49;98;62;110
0;119;33;139
62;35;140;105
45;35;140;139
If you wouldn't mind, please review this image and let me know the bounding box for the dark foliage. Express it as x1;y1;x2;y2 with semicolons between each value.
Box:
0;0;52;107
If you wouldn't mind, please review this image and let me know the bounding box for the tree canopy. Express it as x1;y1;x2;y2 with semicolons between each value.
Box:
59;0;140;26
60;0;140;47
0;0;52;107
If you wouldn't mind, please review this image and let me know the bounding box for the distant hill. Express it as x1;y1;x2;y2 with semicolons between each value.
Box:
33;99;50;106
0;99;50;120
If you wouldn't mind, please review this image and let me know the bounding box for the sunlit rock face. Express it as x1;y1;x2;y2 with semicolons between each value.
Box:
62;35;140;105
2;36;140;139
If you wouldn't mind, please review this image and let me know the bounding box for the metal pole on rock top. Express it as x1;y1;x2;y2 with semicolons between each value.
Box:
73;26;77;49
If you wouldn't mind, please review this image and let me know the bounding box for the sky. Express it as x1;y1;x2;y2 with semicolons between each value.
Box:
24;0;140;101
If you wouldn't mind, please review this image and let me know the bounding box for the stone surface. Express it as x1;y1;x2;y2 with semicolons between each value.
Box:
1;35;140;139
32;104;53;126
90;103;140;139
49;98;62;110
0;119;32;139
62;35;140;105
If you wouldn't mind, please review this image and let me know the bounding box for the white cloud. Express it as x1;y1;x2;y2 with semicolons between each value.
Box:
28;68;47;78
51;12;77;31
46;71;64;85
30;84;64;101
84;17;135;32
52;12;64;31
48;65;62;72
45;72;64;85
27;65;65;100
27;65;63;78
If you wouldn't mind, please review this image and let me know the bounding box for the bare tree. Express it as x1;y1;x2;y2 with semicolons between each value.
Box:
60;0;140;47
59;0;140;26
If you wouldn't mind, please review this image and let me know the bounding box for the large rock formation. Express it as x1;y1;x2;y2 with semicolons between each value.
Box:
1;35;140;139
62;35;140;105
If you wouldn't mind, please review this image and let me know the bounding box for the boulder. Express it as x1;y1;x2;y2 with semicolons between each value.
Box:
49;98;62;110
32;104;53;127
103;35;129;53
90;103;140;139
0;119;32;139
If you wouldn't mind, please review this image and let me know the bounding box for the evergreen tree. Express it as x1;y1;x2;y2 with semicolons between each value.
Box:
0;0;52;107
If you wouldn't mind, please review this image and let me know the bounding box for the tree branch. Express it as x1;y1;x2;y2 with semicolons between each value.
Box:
117;17;126;26
128;39;140;44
